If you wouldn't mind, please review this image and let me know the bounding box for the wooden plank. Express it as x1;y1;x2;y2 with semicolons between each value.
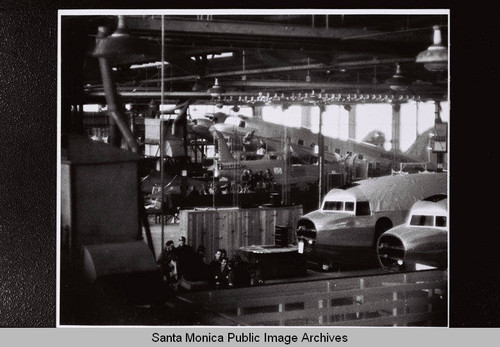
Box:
178;206;303;258
179;270;446;305
232;296;444;325
401;270;447;283
182;277;446;308
192;282;440;316
177;269;447;326
332;310;446;326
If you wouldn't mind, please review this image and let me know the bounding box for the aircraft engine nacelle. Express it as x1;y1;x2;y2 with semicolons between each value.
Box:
377;228;447;271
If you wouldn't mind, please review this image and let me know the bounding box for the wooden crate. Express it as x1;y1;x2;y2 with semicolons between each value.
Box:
178;206;303;259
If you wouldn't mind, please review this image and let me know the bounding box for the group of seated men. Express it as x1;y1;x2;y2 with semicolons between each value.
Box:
157;237;263;290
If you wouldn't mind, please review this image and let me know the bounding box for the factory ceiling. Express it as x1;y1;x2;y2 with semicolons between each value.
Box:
61;14;449;107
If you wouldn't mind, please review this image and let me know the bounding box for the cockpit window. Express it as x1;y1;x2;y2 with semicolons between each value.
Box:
338;182;360;190
345;202;355;211
423;194;447;202
356;201;371;216
324;201;344;211
435;216;447;227
410;215;434;226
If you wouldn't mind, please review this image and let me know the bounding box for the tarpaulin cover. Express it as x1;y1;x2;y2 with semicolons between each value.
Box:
324;173;447;212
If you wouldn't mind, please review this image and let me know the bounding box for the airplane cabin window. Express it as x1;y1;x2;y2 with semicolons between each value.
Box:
355;201;371;216
298;139;304;145
239;121;245;128
410;215;434;226
435;216;447;227
323;201;344;211
345;202;355;211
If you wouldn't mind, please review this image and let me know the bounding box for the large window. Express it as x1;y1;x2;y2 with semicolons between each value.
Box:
324;201;344;211
435;216;447;227
410;215;434;226
345;202;355;211
356;201;371;216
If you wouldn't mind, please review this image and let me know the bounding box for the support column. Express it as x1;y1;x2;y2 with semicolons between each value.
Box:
434;101;445;172
392;104;401;152
253;105;263;118
346;104;355;139
301;106;312;129
318;104;326;207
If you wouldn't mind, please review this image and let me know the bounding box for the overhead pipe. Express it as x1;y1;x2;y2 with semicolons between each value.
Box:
95;25;139;153
93;19;154;257
139;63;326;84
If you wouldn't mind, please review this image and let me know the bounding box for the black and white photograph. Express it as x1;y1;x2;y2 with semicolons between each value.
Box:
57;10;451;327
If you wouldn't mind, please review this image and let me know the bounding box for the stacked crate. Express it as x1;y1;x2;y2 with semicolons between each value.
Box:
178;206;303;259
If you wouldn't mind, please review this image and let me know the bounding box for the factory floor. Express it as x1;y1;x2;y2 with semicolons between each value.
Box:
61;216;385;326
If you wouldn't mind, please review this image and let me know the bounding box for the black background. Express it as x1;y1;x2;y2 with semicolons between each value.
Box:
1;0;498;327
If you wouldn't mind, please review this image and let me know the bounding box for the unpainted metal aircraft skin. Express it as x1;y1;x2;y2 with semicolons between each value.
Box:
377;195;448;271
210;114;433;171
188;112;230;142
213;130;343;190
296;173;447;267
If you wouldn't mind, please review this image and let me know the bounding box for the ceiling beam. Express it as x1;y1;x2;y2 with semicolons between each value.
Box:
221;80;446;94
138;63;327;84
126;16;383;40
126;17;421;55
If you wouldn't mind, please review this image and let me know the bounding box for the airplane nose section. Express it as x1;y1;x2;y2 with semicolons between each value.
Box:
210;123;229;134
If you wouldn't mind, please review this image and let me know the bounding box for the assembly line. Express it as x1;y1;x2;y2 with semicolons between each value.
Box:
60;13;449;326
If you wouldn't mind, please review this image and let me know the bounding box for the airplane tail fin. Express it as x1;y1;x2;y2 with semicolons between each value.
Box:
213;130;235;162
404;128;436;163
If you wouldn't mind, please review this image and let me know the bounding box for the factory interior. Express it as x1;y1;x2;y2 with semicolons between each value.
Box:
60;12;449;326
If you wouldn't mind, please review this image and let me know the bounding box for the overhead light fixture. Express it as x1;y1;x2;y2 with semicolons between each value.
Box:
386;64;409;91
241;50;247;81
416;25;448;72
192;78;202;92
207;78;224;97
93;16;153;65
306;57;311;82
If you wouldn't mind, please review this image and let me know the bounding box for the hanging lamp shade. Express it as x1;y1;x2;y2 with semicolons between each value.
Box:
416;25;448;72
192;78;203;91
207;78;224;97
387;64;409;91
93;16;154;65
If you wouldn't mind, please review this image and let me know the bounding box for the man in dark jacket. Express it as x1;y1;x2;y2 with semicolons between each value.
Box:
157;240;177;286
175;236;195;280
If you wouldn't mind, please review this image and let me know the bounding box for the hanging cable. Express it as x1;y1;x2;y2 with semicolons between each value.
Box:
160;15;165;253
